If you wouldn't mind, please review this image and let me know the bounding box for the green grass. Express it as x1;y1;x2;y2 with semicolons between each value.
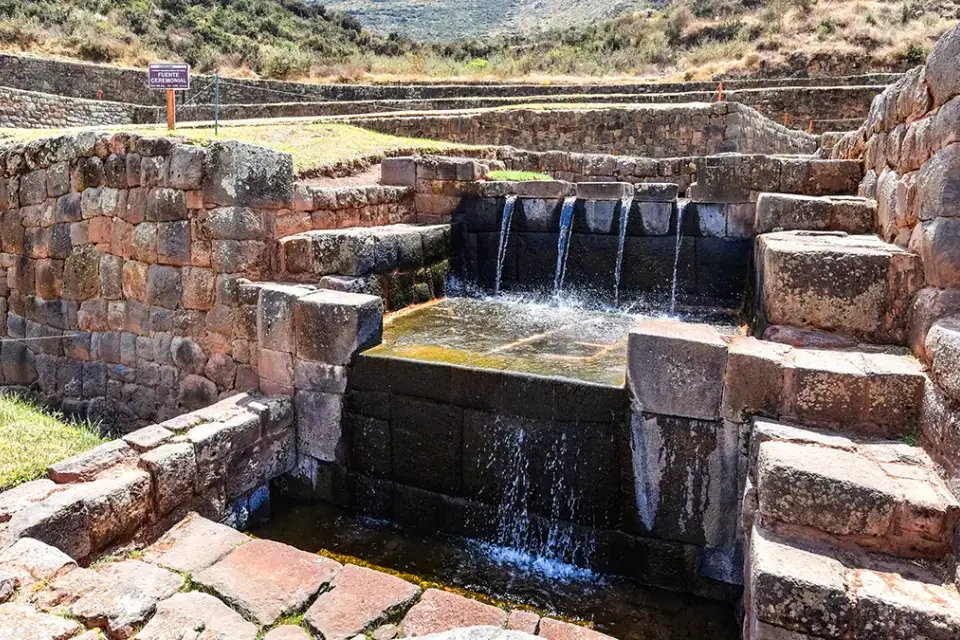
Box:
0;394;106;491
488;170;553;181
0;122;485;178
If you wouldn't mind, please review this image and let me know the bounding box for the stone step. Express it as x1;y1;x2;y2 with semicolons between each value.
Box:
755;231;923;345
750;419;960;558
277;224;450;279
746;524;960;640
754;193;877;235
723;338;925;440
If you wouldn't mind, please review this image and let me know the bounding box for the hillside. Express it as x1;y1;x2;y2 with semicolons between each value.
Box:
0;0;956;81
324;0;652;41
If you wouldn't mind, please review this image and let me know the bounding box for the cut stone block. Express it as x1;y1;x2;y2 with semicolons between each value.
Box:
265;627;313;640
401;589;507;637
139;442;198;515
575;182;633;201
507;610;540;635
294;289;383;365
627;319;728;420
756;231;923;344
855;564;960;639
0;479;57;524
195;539;342;626
305;564;422;640
754;194;877;234
0;538;76;591
538;619;616;640
143;513;248;573
720;337;789;423
35;560;183;638
926;318;960;403
0;602;81;640
47;439;137;483
203;141;293;209
748;525;854;638
135;591;258;640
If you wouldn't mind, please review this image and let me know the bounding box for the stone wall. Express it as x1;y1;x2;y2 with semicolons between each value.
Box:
830;24;960;492
0;51;899;107
0;393;296;561
341;103;818;158
0;131;418;427
0;86;139;129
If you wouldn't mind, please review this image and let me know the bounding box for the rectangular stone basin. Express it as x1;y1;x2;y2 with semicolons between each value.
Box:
365;297;637;386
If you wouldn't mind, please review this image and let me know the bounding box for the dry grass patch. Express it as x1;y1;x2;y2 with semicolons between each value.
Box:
0;394;106;491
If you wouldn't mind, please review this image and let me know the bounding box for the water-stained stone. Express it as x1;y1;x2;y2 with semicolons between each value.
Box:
401;589;507;637
538;619;616;640
195;539;342;626
305;564;422;640
135;591;257;640
143;513;249;573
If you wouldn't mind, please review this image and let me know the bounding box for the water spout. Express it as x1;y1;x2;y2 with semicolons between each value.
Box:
554;196;578;296
494;195;518;296
669;199;690;314
613;196;633;308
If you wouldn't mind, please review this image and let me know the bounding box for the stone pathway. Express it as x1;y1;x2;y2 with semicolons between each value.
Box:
0;513;617;640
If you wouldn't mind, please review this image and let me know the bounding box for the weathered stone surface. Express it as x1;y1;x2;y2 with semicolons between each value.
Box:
402;589;507;637
36;560;182;638
122;425;173;453
294;289;383;365
143;513;248;573
507;611;540;635
265;626;313;640
203;141;294;209
754;193;876;234
0;538;76;590
0;479;57;524
720;337;789;423
5;487;91;559
135;591;258;640
757;231;923;344
139;442;197;515
188;412;260;488
855;564;960;639
919;217;960;289
926;318;960;402
47;440;136;483
925;24;960;108
758;440;897;537
0;602;81;640
167;145;204;190
629;414;739;547
627;319;728;420
749;525;854;637
306;564;422;640
408;629;536;640
195;539;342;626
258;284;311;353
296;390;343;463
538;619;615;640
180;374;218;411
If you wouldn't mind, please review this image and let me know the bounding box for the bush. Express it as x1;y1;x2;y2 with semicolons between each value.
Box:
260;45;314;79
77;39;117;62
901;43;928;65
817;17;837;39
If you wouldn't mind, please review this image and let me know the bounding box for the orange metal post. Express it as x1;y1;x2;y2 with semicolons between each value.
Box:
166;89;176;131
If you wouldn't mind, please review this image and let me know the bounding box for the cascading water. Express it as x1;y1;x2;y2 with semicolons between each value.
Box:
669;199;690;314
613;195;633;308
553;196;579;296
476;418;595;581
494;195;518;296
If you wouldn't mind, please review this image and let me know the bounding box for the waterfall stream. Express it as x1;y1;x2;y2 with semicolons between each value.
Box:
613;195;633;307
669;199;690;314
553;196;578;296
494;195;518;296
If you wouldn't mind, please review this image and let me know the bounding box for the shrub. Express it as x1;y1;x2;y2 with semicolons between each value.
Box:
901;43;928;65
260;45;314;79
817;17;837;39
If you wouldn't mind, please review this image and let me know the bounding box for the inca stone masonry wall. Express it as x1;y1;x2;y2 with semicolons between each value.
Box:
0;51;900;106
341;103;818;158
0;86;139;129
0;131;430;428
831;24;960;492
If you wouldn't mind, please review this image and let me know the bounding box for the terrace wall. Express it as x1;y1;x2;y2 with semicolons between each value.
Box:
0;86;140;129
341;103;818;158
829;25;960;494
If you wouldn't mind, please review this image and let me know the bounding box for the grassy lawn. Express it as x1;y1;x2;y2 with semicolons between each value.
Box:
488;170;553;181
0;395;106;491
0;123;487;178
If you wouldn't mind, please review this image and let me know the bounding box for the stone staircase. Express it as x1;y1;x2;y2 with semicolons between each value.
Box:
743;192;960;639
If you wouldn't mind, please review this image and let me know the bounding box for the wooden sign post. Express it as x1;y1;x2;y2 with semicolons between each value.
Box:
148;63;191;131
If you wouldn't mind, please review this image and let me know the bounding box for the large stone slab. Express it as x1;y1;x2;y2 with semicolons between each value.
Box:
925;24;960;108
754;193;876;235
195;539;342;626
0;602;81;640
142;513;248;573
926;318;960;402
34;560;183;638
627;319;728;421
305;564;422;640
538;619;616;640
203;141;293;209
756;231;923;344
748;526;854;637
135;591;257;640
47;440;137;483
0;538;76;592
402;589;507;637
294;289;383;365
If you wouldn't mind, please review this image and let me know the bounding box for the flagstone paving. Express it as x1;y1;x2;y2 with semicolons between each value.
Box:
0;513;616;640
